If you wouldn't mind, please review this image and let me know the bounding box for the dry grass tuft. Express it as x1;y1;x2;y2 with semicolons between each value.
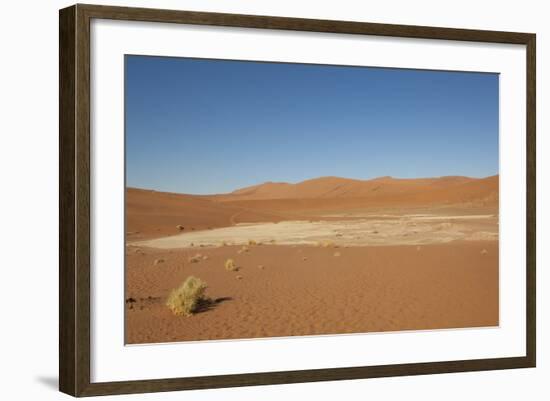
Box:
188;254;202;263
166;276;207;316
225;258;239;271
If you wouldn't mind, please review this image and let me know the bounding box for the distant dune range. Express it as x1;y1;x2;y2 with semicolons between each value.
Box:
126;175;498;240
126;175;499;343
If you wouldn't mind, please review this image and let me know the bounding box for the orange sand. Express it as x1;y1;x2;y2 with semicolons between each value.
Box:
125;175;499;344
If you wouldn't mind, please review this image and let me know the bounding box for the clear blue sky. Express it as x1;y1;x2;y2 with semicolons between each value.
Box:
125;55;499;195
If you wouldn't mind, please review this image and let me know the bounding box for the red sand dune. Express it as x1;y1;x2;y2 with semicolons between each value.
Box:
224;175;498;204
125;175;499;344
127;175;498;239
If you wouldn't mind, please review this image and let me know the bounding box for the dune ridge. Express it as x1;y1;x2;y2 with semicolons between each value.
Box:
225;175;498;202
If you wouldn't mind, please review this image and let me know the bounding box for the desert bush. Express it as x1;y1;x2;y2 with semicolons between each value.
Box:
225;258;238;271
188;254;202;263
238;245;249;254
166;276;208;316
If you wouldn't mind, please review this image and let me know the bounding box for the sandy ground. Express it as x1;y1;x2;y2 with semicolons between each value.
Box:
125;176;499;344
125;241;498;344
134;213;498;249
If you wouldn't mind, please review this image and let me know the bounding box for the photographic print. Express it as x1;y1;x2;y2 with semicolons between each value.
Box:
124;56;499;345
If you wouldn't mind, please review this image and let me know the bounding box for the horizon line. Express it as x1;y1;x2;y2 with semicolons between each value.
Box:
126;173;499;196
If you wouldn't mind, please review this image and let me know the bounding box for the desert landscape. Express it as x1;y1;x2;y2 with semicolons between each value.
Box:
125;175;499;344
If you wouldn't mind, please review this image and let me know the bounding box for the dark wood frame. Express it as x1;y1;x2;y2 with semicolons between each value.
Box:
59;3;536;397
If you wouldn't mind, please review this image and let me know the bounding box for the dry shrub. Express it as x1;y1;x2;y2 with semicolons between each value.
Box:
225;258;238;271
166;276;207;316
188;254;202;263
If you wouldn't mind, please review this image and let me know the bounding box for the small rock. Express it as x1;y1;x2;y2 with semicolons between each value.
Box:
153;258;165;265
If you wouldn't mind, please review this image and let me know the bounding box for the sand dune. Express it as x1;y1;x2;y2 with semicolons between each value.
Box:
127;175;498;240
125;175;499;343
222;175;498;205
126;188;308;240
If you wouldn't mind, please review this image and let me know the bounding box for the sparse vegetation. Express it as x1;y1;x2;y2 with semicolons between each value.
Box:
166;276;208;316
238;245;249;254
225;258;238;271
188;254;202;263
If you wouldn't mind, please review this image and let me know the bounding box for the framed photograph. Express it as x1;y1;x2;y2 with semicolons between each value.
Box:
59;4;536;397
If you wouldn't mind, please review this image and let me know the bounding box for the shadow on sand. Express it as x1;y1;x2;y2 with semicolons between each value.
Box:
195;297;232;314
